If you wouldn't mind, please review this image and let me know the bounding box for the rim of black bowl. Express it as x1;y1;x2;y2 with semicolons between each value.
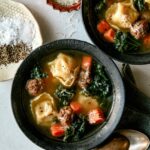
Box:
11;39;125;150
81;0;150;65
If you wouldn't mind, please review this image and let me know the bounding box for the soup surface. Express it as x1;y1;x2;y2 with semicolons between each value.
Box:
95;0;150;53
25;52;112;142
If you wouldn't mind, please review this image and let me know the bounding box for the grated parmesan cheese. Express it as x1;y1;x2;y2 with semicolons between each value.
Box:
0;16;35;47
0;0;42;50
54;0;80;6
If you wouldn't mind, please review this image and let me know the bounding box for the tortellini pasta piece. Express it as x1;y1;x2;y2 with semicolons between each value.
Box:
75;93;99;114
106;2;139;30
145;0;150;4
48;53;80;87
31;92;57;127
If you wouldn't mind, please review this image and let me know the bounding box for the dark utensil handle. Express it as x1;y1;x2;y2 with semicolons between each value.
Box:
118;64;150;141
122;64;150;115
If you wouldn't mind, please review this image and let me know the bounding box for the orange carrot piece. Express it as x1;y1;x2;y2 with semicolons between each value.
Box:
81;56;92;70
97;20;110;34
50;123;65;137
70;101;82;113
104;28;115;43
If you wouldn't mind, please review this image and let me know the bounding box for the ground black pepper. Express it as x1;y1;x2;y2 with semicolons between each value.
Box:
0;42;32;66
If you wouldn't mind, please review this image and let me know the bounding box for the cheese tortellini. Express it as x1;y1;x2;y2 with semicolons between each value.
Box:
106;2;139;30
31;92;57;127
75;93;99;114
145;0;150;5
48;53;80;87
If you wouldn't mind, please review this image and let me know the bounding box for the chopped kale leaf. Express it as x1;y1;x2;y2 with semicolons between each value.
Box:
54;85;75;108
86;63;112;99
95;0;106;14
63;115;88;142
114;31;141;53
30;66;47;79
133;0;145;11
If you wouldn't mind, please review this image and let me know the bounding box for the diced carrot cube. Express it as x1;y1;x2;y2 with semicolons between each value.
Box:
97;20;110;34
50;123;65;137
104;28;115;43
70;101;82;113
81;56;92;70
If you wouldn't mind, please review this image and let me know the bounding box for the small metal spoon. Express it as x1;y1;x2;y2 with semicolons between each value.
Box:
95;133;129;150
117;129;150;150
95;129;150;150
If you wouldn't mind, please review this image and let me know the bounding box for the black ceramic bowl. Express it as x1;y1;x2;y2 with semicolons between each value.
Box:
11;39;124;150
82;0;150;64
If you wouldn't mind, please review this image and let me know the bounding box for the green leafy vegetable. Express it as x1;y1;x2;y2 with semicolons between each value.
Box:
95;0;106;14
54;85;75;108
63;115;87;142
114;31;141;53
133;0;145;11
31;66;47;79
86;63;112;99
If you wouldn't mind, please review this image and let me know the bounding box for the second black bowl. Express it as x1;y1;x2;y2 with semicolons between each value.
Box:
82;0;150;64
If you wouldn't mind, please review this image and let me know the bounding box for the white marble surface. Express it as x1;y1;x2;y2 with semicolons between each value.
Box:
0;0;150;150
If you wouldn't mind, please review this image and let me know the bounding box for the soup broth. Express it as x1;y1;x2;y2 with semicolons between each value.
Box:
25;51;113;142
